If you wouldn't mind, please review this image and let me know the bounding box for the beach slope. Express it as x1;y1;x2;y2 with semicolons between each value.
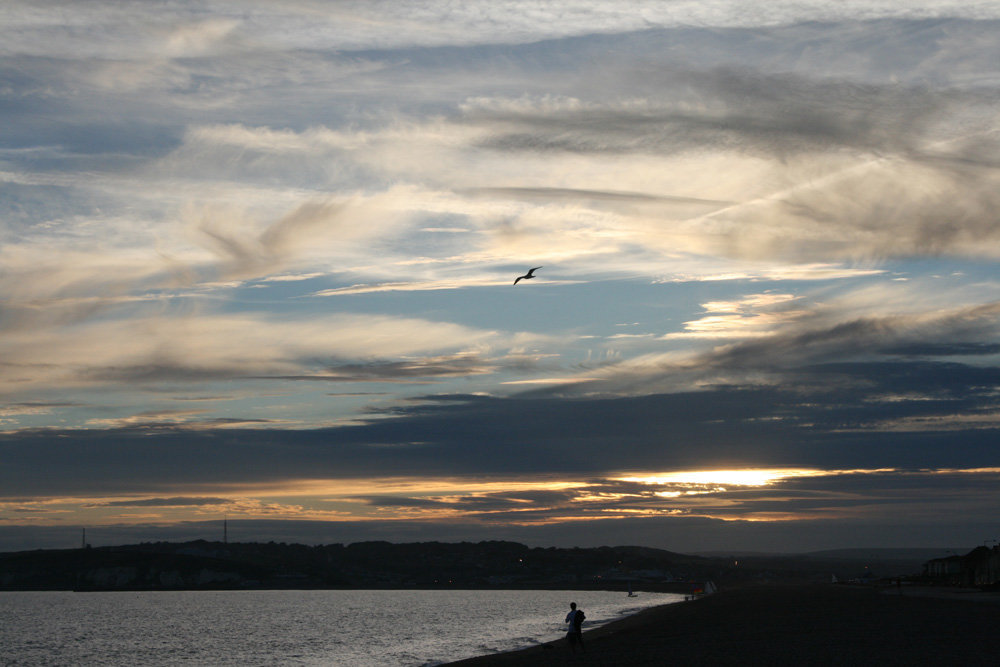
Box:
447;584;1000;666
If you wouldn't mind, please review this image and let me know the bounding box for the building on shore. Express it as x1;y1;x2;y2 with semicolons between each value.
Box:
923;546;1000;588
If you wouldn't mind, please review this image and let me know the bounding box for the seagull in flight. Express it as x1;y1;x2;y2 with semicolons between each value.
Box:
514;266;542;285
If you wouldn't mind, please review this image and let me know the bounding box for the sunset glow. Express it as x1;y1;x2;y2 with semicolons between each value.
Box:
4;1;1000;553
615;470;824;488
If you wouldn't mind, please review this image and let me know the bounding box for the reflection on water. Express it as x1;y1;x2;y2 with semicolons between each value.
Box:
1;588;682;666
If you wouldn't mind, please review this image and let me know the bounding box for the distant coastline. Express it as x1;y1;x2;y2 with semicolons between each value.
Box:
0;539;947;592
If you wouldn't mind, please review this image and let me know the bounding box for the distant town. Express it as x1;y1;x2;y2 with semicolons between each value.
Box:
3;539;994;592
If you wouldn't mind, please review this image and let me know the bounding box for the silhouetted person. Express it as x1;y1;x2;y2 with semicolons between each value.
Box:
565;601;585;652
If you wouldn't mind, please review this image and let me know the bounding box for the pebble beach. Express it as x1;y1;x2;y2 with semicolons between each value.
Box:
447;584;1000;666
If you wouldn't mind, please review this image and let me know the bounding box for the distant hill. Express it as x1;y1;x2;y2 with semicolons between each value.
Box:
0;540;934;591
804;548;965;561
693;547;968;581
696;548;962;561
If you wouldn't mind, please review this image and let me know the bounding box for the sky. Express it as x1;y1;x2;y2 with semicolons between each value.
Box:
2;0;1000;554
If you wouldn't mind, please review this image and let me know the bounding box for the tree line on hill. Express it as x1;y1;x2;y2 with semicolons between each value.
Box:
0;539;931;591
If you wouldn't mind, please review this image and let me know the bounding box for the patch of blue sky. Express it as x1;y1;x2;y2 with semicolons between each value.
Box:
4;1;1000;551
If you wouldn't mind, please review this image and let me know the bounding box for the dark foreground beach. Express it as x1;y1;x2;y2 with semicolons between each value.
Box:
447;584;1000;666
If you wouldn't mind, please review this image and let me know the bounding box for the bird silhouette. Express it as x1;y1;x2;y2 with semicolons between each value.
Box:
514;266;542;285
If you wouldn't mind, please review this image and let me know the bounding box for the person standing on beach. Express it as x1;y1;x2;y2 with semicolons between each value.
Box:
565;601;586;652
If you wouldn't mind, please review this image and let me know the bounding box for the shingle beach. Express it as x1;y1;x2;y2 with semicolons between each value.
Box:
447;584;1000;666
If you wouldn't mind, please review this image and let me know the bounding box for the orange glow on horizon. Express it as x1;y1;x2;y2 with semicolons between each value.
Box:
614;467;904;488
11;466;998;529
615;469;823;487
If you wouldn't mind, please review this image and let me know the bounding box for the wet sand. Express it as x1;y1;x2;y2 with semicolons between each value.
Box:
446;584;1000;666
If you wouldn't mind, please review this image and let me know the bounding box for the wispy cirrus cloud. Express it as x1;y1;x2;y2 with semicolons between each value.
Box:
11;1;996;64
567;286;1000;395
5;3;1000;552
130;71;998;288
0;311;518;396
92;497;231;508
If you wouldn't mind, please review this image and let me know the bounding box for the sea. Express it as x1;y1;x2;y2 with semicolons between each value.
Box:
0;589;683;666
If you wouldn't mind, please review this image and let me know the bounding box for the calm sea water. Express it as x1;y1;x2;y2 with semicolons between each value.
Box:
0;589;683;666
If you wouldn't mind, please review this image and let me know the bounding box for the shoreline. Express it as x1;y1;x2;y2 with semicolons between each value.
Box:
446;584;1000;666
4;582;706;594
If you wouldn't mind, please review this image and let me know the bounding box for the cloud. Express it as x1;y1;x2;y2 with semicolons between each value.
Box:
554;282;1000;396
6;467;1000;550
84;414;288;431
84;409;209;428
311;278;505;296
884;342;1000;357
6;19;994;327
0;311;510;395
0;402;81;417
269;353;499;382
189;198;354;280
94;497;231;508
653;264;887;282
695;298;1000;375
459;186;734;207
148;71;992;282
449;92;999;264
663;292;806;340
5;3;1000;65
6;357;1000;503
4;8;1000;553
